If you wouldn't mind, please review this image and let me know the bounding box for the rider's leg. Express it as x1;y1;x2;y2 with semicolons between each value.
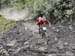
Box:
39;28;40;34
39;25;40;34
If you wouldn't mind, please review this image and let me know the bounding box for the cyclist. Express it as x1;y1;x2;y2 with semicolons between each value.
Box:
36;15;49;33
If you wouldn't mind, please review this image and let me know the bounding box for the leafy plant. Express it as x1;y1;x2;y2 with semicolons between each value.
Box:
49;0;75;24
0;15;16;32
1;0;75;24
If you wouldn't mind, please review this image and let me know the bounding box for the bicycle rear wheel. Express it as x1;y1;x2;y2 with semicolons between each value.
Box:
42;32;46;39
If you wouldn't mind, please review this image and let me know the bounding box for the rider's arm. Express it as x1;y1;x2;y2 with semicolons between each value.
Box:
36;20;42;27
45;19;49;24
46;19;51;27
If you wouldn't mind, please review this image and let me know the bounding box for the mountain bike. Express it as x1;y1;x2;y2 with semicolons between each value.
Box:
39;24;48;39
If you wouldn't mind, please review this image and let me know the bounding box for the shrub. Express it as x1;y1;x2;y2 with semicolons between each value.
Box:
1;0;75;24
0;15;16;32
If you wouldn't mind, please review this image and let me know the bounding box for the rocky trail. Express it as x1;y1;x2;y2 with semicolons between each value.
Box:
0;21;75;56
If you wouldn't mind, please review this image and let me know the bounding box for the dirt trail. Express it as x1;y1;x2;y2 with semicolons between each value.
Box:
0;21;75;56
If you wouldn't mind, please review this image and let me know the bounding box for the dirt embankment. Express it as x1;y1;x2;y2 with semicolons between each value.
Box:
0;7;33;21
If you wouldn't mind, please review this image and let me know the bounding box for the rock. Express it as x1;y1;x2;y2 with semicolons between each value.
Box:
56;41;64;49
24;41;29;45
64;42;69;45
65;10;73;15
0;48;9;56
69;25;73;30
54;37;58;41
65;51;74;56
6;40;16;47
46;54;56;56
0;32;3;38
38;47;47;51
25;27;28;30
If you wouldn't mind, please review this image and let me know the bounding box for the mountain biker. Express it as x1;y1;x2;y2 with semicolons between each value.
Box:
36;15;49;34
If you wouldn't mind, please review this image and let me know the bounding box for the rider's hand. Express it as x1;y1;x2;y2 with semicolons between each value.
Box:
48;22;51;27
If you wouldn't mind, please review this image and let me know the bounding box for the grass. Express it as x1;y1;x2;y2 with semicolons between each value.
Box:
0;15;16;32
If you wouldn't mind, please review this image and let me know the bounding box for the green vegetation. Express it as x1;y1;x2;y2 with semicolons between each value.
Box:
0;15;16;32
50;0;75;24
0;0;75;24
13;0;75;24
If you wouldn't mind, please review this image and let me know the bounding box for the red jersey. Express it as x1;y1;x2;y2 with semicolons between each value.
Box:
36;17;49;27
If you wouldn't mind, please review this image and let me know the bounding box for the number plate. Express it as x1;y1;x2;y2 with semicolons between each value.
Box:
43;27;47;30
